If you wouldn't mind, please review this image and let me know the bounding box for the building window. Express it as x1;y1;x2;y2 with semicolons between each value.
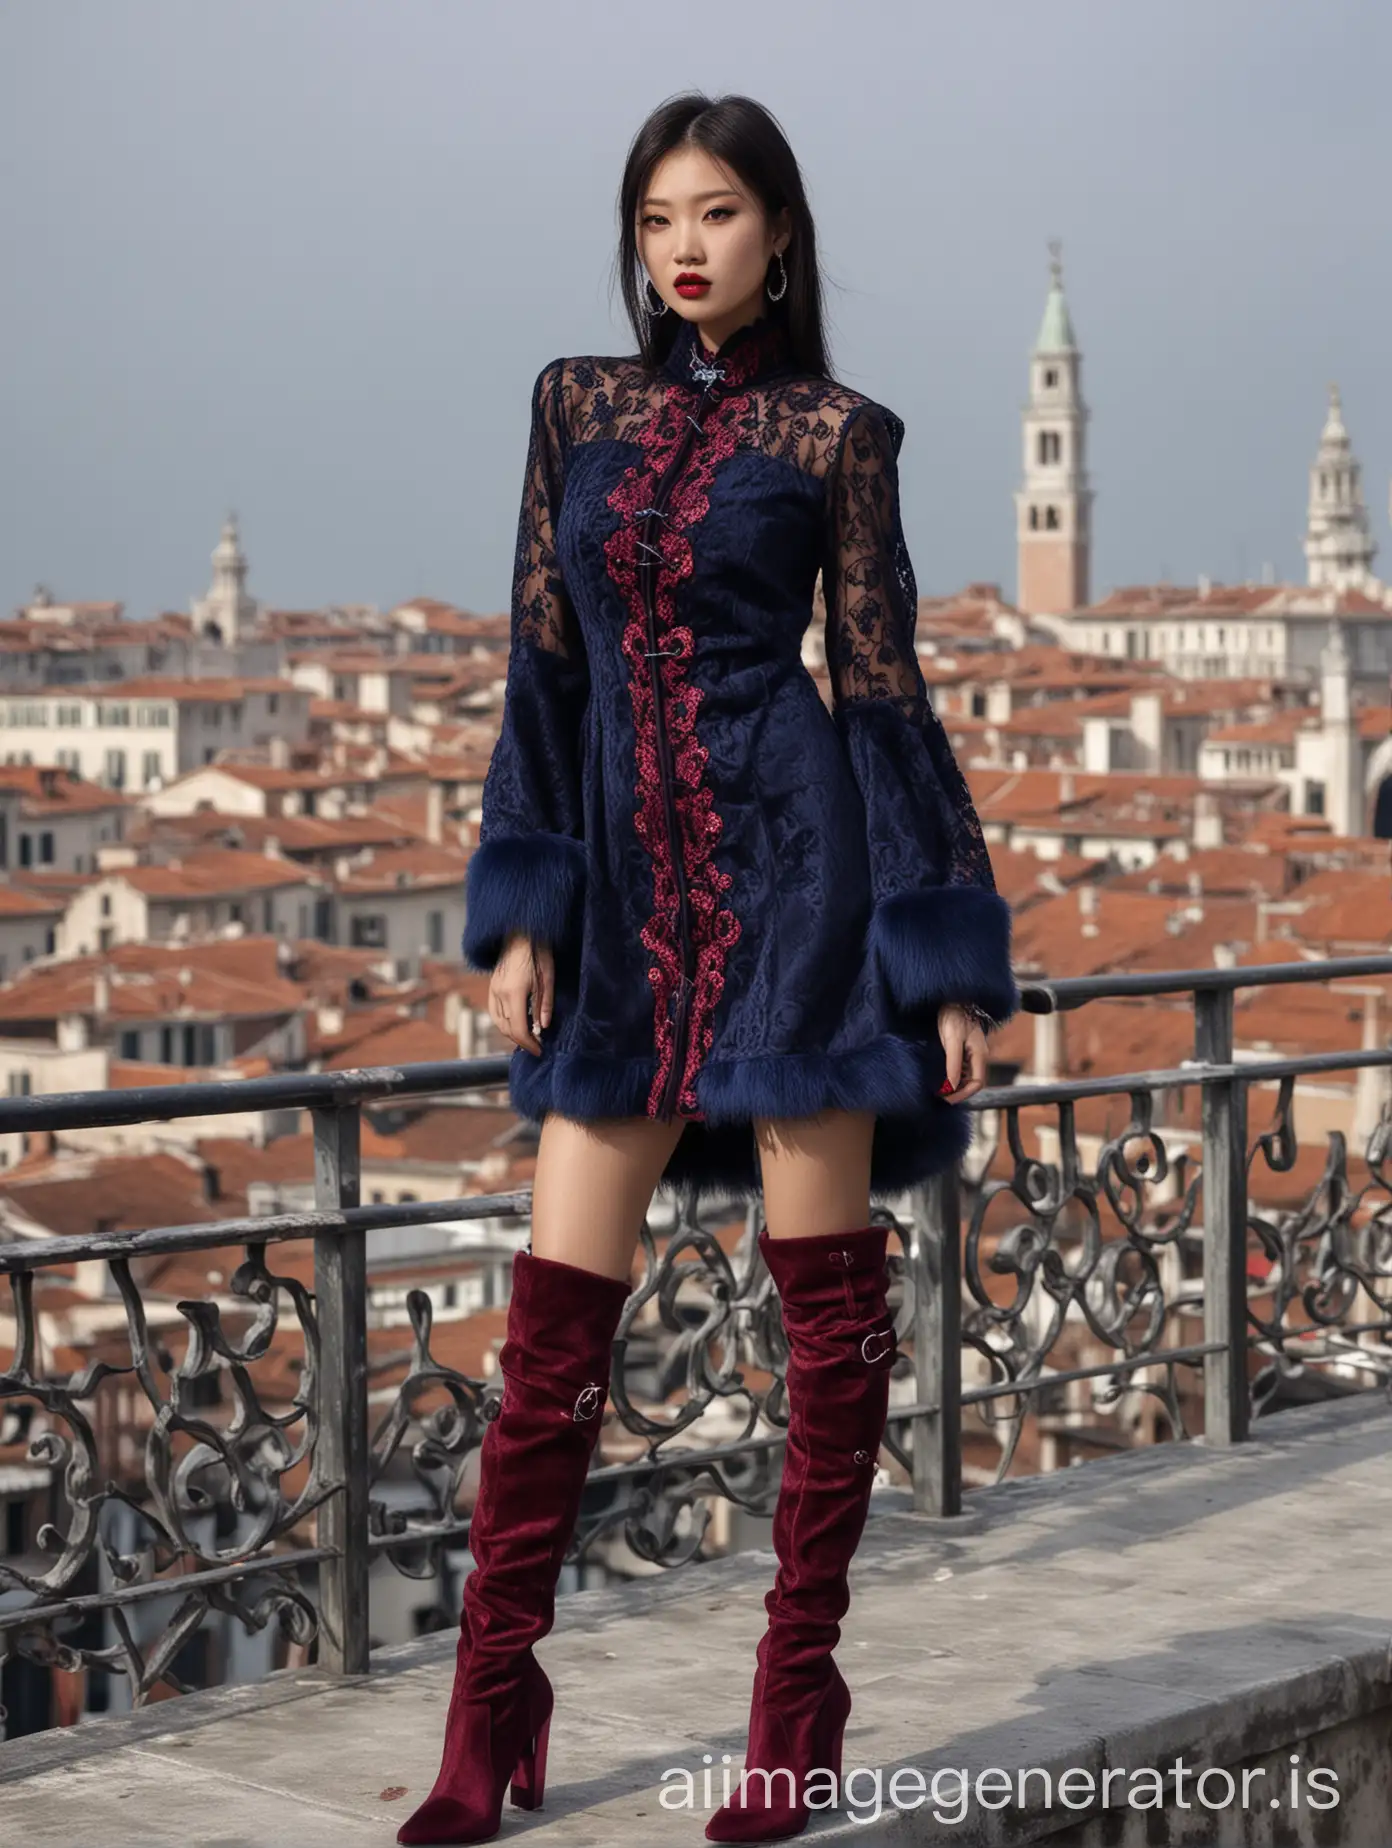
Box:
119;1030;141;1059
18;834;31;868
39;831;53;865
7;1071;31;1096
1028;506;1039;531
1043;367;1058;388
1044;506;1060;531
1038;430;1061;465
350;914;388;949
1305;780;1326;817
105;749;127;789
262;895;275;933
427;910;444;955
142;751;163;787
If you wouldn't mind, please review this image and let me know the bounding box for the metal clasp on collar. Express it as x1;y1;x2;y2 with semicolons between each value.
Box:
690;360;727;387
861;1328;894;1365
572;1384;603;1422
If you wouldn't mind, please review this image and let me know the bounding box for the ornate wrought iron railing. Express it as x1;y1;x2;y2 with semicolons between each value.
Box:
2;955;1391;1713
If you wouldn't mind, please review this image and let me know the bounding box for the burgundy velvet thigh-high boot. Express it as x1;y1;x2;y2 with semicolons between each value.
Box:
397;1248;632;1847
706;1222;896;1843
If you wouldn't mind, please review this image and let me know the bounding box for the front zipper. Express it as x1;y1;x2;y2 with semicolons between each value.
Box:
636;377;719;1120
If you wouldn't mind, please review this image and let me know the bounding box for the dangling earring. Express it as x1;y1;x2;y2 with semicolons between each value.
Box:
766;250;788;302
643;277;669;318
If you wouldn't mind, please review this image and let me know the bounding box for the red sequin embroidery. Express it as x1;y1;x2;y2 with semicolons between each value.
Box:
604;378;751;1120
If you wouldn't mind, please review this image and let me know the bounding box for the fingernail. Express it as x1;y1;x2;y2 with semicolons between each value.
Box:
939;1078;955;1097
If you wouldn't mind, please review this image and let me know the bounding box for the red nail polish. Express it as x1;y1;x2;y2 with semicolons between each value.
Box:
939;1078;955;1097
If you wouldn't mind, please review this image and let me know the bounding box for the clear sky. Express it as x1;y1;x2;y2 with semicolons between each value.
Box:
2;0;1388;621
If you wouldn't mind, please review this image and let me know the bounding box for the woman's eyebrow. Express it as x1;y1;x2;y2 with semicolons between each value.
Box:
641;189;741;207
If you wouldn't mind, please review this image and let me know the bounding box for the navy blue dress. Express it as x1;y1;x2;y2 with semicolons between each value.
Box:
464;311;1017;1206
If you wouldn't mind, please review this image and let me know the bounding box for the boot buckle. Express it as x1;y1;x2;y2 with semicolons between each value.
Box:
861;1327;894;1365
572;1383;603;1421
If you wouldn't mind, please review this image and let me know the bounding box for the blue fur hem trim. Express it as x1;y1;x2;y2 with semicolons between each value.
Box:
866;885;1019;1026
462;832;587;973
504;1034;975;1208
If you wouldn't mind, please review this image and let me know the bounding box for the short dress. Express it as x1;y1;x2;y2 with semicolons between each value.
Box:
463;310;1017;1206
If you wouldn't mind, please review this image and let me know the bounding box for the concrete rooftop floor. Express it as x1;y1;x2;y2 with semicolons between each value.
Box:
4;1393;1392;1846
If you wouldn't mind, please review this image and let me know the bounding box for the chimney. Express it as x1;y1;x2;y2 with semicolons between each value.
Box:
1032;1009;1063;1081
92;970;110;1014
1078;884;1099;936
1192;790;1223;849
425;781;444;846
1355;990;1389;1145
1058;770;1076;805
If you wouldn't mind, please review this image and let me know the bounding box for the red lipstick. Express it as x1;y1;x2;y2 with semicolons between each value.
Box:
674;272;710;297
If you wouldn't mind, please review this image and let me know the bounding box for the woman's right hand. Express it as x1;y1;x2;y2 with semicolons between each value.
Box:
489;931;555;1056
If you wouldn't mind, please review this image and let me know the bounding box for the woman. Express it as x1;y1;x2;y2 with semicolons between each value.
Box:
398;91;1016;1846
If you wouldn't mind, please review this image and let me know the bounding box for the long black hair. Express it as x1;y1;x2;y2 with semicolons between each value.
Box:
613;92;831;380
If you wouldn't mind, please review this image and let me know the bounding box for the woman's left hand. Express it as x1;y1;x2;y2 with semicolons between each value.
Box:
937;1003;988;1104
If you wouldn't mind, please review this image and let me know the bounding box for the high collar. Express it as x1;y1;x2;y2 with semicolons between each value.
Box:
659;311;793;390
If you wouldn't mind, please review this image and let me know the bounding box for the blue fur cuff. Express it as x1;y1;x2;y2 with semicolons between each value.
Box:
866;884;1019;1026
462;832;587;973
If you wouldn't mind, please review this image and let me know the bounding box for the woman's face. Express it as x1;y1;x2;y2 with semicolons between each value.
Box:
637;145;790;348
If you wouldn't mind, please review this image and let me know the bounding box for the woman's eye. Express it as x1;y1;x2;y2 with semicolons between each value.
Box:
640;207;735;227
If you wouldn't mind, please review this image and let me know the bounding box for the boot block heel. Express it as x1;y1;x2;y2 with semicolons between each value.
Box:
509;1707;551;1811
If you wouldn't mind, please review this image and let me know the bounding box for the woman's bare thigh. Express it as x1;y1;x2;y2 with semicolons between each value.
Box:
753;1108;876;1239
529;1110;687;1280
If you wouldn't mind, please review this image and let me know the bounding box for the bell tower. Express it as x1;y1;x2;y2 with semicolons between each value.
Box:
191;512;258;645
1304;385;1377;591
1014;243;1092;616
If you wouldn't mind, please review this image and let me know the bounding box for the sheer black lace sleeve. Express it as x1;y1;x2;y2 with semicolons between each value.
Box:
462;359;590;974
821;404;1016;1027
513;358;583;661
823;404;995;891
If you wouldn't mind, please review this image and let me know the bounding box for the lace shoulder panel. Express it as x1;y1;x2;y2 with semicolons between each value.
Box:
752;378;903;480
549;352;665;447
